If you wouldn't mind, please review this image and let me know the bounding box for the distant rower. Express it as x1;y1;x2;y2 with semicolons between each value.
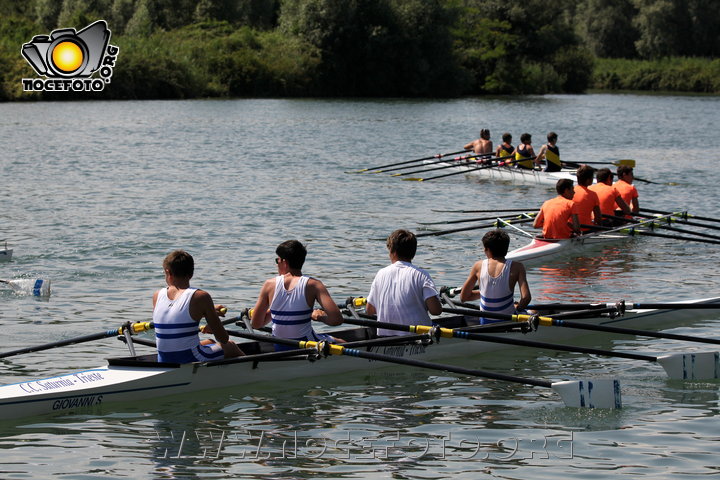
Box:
535;132;561;172
464;128;493;155
514;133;535;169
495;132;515;161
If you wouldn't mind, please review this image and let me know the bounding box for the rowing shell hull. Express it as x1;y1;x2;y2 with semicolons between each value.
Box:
1;297;718;420
507;235;629;264
424;160;576;186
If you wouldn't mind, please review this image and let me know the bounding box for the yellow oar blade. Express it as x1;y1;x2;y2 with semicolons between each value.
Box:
614;159;636;167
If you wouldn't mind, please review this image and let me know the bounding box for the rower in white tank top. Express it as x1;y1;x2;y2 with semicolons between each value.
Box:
153;287;225;363
270;275;314;339
270;275;334;348
478;259;515;324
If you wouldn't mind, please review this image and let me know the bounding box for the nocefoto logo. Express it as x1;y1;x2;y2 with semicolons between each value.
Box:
21;20;120;93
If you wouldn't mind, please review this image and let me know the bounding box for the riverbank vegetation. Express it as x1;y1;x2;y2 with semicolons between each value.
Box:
1;0;718;100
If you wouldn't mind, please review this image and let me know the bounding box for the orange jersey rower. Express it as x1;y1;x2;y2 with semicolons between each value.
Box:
533;178;580;239
572;165;602;229
589;168;631;221
614;165;639;214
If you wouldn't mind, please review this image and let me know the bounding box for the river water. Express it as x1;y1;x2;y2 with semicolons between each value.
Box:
0;94;719;478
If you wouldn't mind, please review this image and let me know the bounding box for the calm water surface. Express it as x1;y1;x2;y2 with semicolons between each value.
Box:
0;95;719;478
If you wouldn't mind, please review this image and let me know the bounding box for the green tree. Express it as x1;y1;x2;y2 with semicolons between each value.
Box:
451;0;593;93
110;0;136;34
125;0;154;35
280;0;463;96
577;0;638;58
633;0;692;58
687;0;720;57
57;0;112;27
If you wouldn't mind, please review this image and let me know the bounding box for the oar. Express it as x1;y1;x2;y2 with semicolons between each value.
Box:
431;208;537;214
414;215;536;238
403;156;536;182
593;223;720;245
442;306;720;346
339;315;719;381
392;153;509;177
0;322;153;359
0;278;51;297
602;214;720;241
346;149;469;174
419;212;534;226
532;302;720;310
228;329;622;408
391;154;491;176
640;208;720;225
0;313;239;359
634;212;720;232
563;159;636;168
379;152;489;174
571;212;677;242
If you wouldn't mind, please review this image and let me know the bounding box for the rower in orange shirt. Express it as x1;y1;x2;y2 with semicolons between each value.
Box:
572;165;602;231
613;165;640;215
589;168;632;225
533;179;581;239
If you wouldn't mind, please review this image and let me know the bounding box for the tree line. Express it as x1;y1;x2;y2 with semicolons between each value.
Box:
1;0;718;100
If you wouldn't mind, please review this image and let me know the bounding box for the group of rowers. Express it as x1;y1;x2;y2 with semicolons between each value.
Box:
464;129;562;171
534;163;640;239
151;228;530;364
464;129;640;239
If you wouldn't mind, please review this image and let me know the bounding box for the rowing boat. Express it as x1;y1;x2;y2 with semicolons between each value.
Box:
423;159;577;186
505;214;677;264
1;296;718;420
507;234;628;263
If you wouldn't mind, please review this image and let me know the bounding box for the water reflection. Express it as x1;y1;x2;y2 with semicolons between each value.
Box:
530;245;639;301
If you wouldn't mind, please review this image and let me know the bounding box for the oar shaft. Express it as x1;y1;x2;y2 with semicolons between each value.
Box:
356;149;469;173
0;331;115;359
0;316;239;360
432;208;537;214
623;227;720;245
604;213;720;240
635;212;720;232
412;156;535;182
640;208;720;224
443;306;720;345
415;216;534;238
343;345;552;388
528;303;613;311
549;319;720;345
420;213;533;226
389;153;490;175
